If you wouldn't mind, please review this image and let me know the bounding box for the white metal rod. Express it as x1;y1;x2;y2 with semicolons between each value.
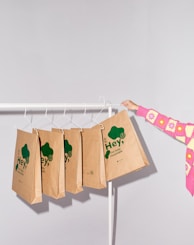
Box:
108;105;113;245
0;103;112;110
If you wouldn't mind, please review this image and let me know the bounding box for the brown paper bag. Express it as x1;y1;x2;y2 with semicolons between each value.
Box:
100;110;149;181
81;126;107;189
64;128;83;194
36;129;65;199
12;129;42;204
53;128;83;194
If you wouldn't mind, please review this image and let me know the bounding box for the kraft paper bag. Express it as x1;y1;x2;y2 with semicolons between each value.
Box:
64;128;83;194
35;129;65;199
53;128;83;194
100;110;149;181
12;129;42;204
81;126;107;189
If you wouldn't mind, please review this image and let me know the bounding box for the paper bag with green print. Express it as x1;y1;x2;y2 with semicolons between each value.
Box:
12;129;42;204
64;128;83;193
81;126;107;189
100;110;149;181
36;129;65;199
52;128;83;194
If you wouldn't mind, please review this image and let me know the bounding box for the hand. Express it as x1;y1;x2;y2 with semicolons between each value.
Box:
121;100;139;111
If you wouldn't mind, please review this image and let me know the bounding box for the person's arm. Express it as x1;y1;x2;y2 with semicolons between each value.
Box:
121;100;194;145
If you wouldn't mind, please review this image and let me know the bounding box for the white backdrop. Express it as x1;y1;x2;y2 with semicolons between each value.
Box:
1;1;194;244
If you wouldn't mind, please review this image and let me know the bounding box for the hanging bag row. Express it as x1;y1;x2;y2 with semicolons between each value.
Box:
12;110;149;205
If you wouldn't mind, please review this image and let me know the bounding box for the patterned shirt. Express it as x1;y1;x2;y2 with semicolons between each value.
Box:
136;106;194;195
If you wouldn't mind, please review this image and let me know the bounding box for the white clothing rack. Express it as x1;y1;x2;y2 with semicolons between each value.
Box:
0;102;114;245
0;102;113;110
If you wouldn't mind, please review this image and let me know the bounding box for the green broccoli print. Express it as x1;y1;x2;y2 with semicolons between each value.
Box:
108;126;126;140
41;142;54;161
22;144;30;167
64;140;72;163
15;163;19;171
15;144;30;171
104;126;126;159
105;150;111;159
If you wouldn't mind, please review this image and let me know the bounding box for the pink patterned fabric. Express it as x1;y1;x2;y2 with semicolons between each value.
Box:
137;105;194;196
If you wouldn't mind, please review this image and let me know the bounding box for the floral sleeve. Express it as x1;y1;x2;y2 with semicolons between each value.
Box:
136;106;194;145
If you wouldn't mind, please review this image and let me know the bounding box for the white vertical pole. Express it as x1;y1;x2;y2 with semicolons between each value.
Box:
108;104;113;245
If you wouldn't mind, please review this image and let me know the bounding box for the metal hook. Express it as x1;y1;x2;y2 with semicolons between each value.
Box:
63;108;66;117
50;113;60;128
91;104;106;125
24;107;28;118
44;107;48;117
24;108;26;117
84;105;87;116
69;111;82;129
22;107;33;130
